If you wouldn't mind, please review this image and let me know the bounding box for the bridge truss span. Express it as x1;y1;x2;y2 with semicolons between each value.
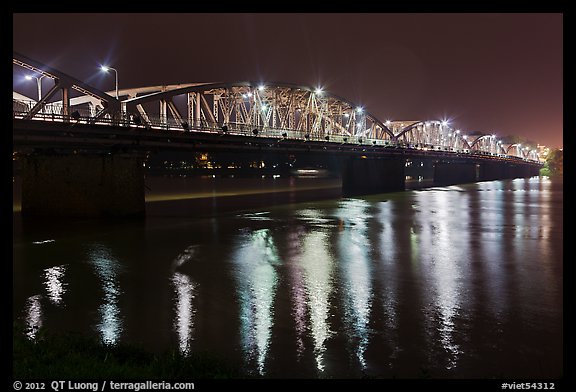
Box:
394;121;471;152
12;52;541;162
122;82;395;144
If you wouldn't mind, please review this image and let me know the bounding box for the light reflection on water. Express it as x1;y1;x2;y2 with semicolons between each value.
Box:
13;177;563;378
376;201;400;361
43;265;67;306
285;226;308;359
474;180;508;320
336;198;373;370
233;229;280;375
24;294;42;340
413;187;469;369
88;245;123;345
171;272;196;355
171;246;197;355
296;209;335;373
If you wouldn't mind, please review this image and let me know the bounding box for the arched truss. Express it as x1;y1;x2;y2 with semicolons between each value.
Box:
394;121;472;151
12;53;541;162
122;82;395;142
469;134;502;154
505;143;523;158
505;143;538;160
12;51;120;120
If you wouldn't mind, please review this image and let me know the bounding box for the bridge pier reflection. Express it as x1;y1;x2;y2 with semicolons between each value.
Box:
21;152;145;217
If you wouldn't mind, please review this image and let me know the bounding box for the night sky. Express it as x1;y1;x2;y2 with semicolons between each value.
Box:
13;13;563;148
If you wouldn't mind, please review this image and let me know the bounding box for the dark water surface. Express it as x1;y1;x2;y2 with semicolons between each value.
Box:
13;176;563;378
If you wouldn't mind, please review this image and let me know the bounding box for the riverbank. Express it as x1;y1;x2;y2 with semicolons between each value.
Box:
13;324;240;379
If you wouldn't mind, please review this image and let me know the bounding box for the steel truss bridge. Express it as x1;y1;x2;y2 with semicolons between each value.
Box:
13;52;544;217
13;52;540;162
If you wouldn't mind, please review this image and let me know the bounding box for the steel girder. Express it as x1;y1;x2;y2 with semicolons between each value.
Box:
505;143;537;159
470;134;499;154
11;54;542;161
123;82;395;141
394;121;472;151
13;52;120;120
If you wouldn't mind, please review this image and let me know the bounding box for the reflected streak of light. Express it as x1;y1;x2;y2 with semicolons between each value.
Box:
293;274;307;357
302;233;333;372
512;179;527;239
233;229;279;375
435;227;461;367
378;202;400;358
410;227;419;270
25;295;42;340
89;245;123;345
337;199;372;370
172;272;196;355
298;209;335;372
415;189;466;369
510;178;558;326
32;239;55;245
476;181;507;318
43;265;67;306
171;246;197;355
514;178;548;241
536;179;558;276
538;178;552;242
286;228;307;358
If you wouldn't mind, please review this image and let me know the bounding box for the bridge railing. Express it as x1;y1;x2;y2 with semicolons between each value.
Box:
13;99;66;116
13;99;541;163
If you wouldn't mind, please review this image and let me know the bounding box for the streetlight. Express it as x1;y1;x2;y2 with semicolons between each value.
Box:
25;74;46;102
100;65;119;99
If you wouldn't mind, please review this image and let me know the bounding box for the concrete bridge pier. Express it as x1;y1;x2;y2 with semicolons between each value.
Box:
433;161;478;186
342;157;405;196
21;152;145;217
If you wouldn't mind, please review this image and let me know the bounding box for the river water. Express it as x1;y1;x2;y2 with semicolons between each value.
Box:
12;175;563;378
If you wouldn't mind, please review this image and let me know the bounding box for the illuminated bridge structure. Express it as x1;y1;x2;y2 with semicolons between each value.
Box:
13;52;543;217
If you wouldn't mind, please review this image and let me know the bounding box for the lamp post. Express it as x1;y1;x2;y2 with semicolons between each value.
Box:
100;65;119;99
25;74;46;102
